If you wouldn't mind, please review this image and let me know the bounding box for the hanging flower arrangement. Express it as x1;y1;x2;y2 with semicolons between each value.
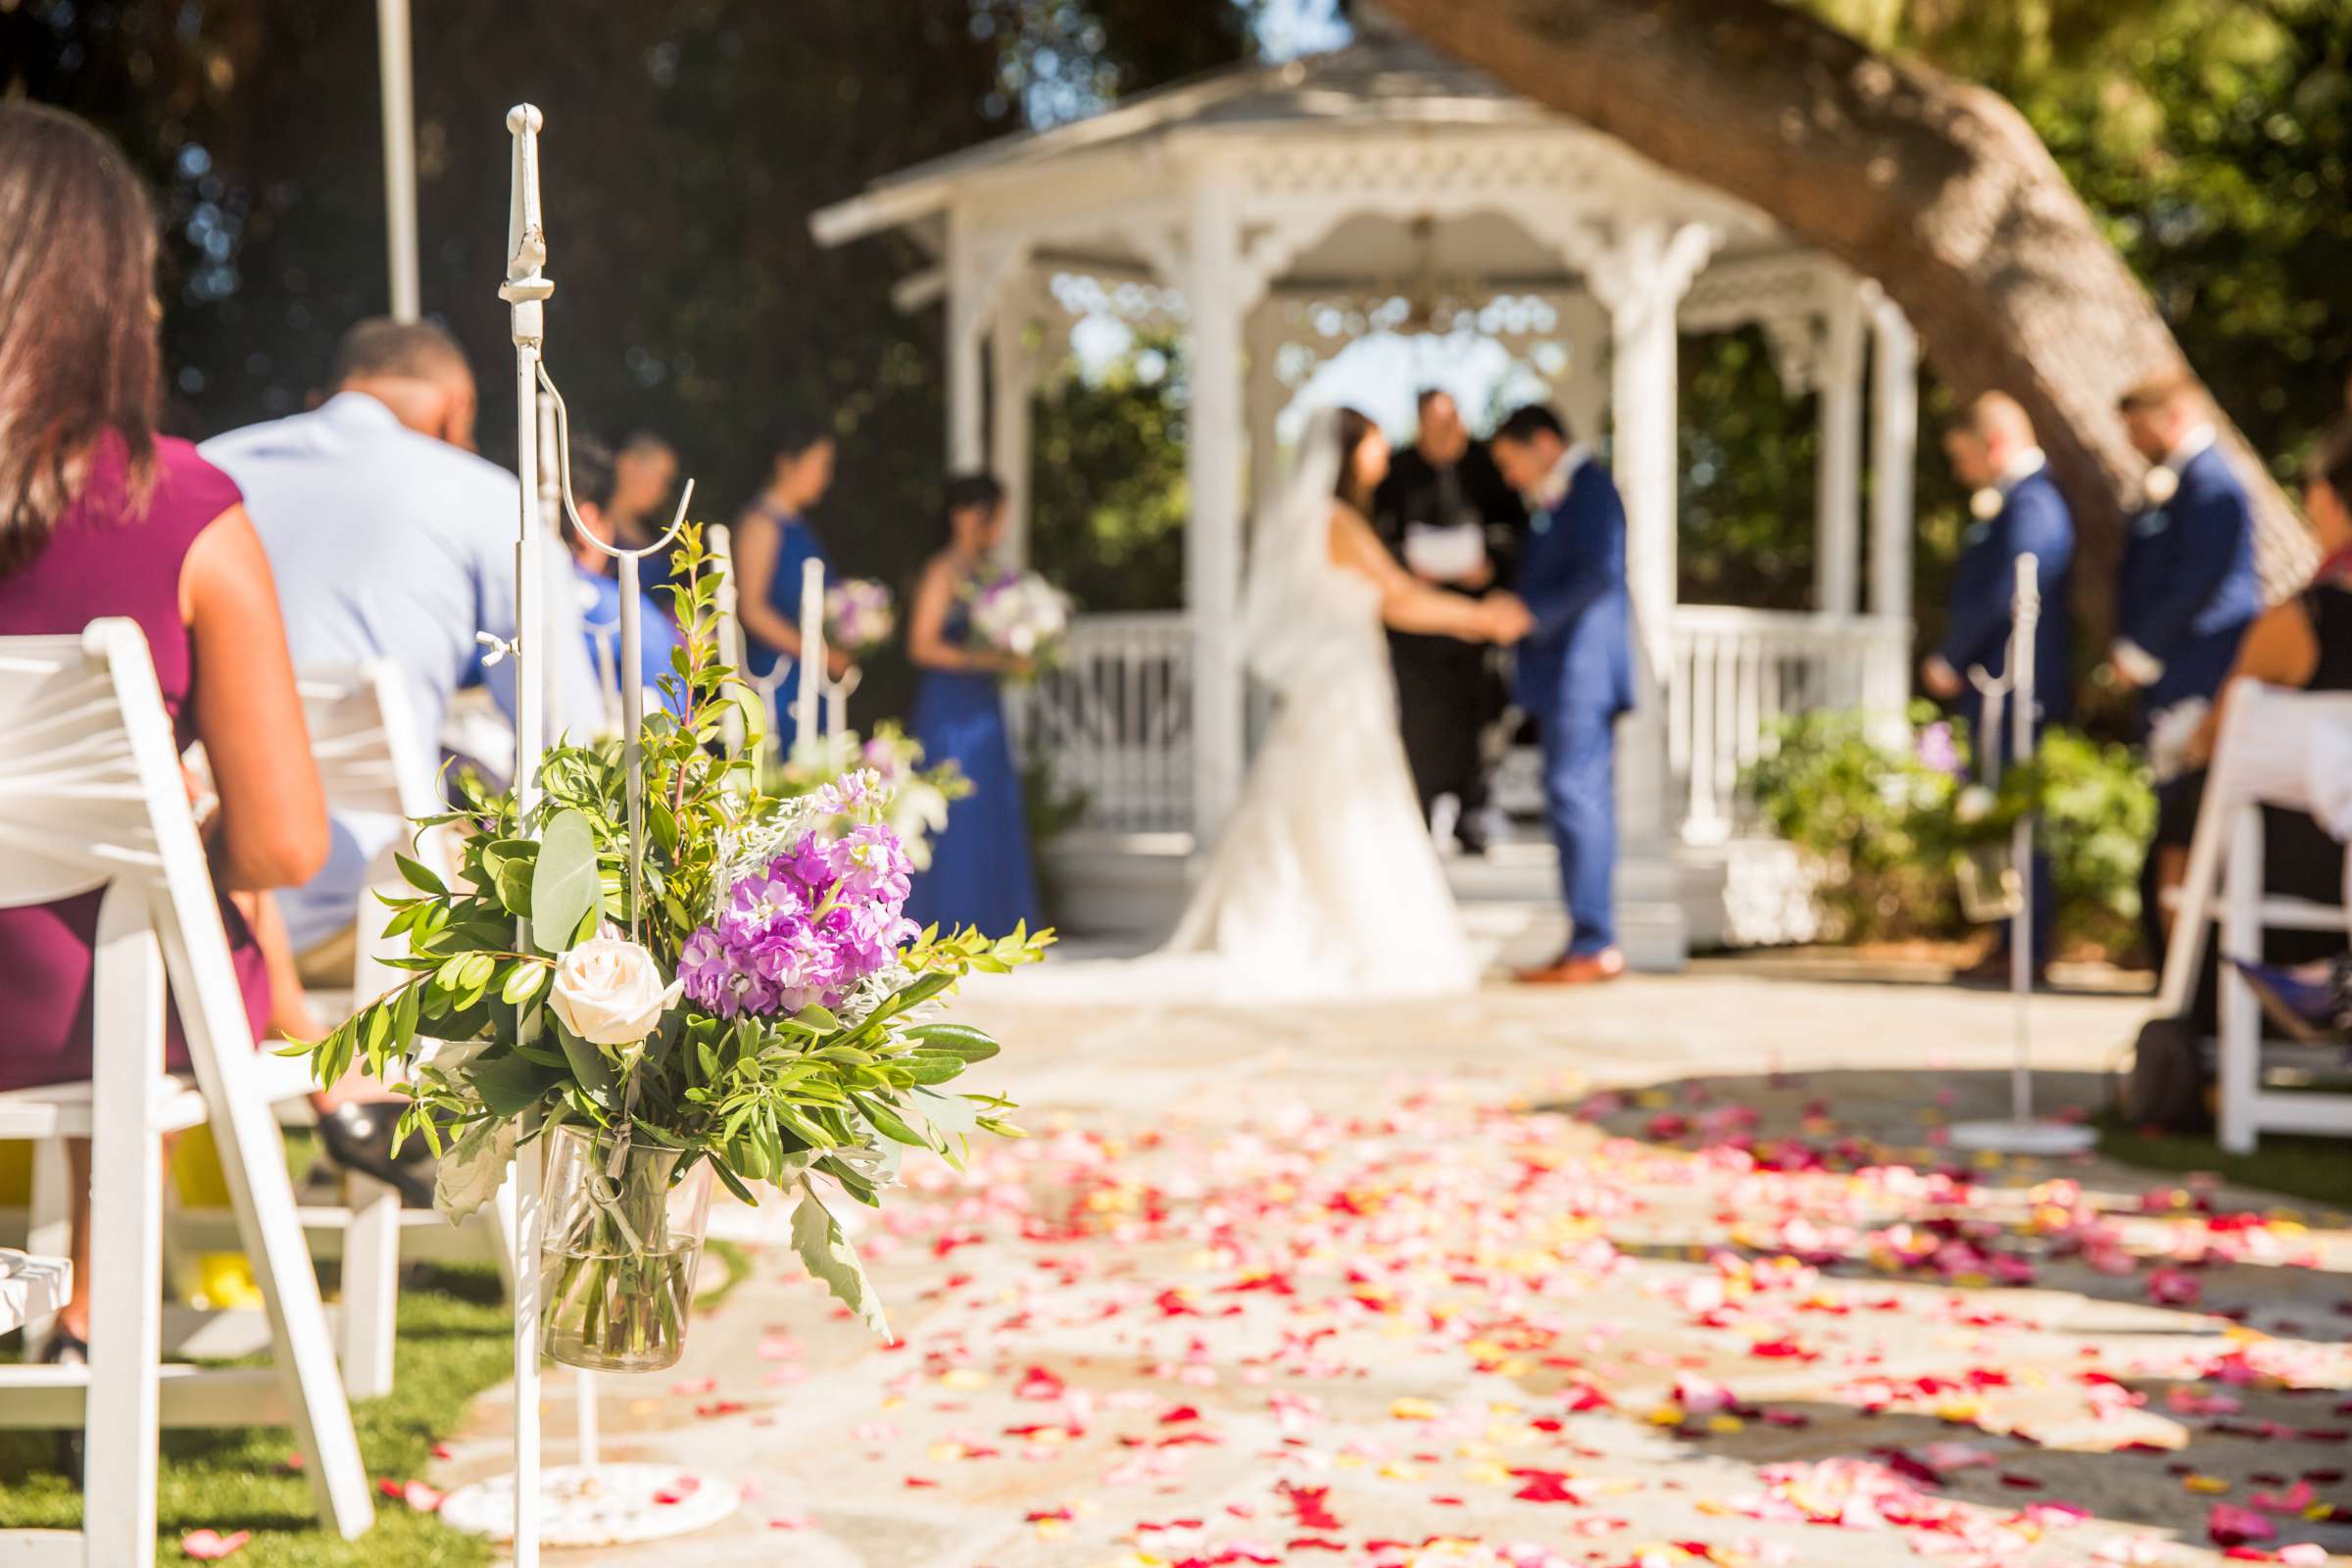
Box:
296;526;1051;1369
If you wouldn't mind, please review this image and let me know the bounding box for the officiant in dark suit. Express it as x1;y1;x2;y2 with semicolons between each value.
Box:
1370;388;1528;852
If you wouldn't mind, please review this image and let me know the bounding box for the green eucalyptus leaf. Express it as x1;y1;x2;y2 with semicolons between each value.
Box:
529;808;603;954
905;1024;1000;1063
551;1018;616;1102
791;1186;889;1338
501;961;548;1005
471;1052;564;1118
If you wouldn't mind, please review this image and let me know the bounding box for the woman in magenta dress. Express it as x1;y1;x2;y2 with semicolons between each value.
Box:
0;105;328;1371
903;473;1042;935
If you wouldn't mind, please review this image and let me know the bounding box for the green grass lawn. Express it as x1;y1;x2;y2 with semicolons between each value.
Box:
1;1264;508;1567
2095;1109;2352;1218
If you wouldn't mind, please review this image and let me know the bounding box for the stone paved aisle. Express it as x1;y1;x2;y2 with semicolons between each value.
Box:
436;969;2352;1567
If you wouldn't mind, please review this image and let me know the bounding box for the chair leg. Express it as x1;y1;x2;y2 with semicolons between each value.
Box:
24;1138;72;1346
2219;806;2265;1154
83;886;167;1568
154;897;372;1542
338;1173;400;1399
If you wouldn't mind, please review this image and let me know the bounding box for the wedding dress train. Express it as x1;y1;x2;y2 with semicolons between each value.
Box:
1016;409;1482;1005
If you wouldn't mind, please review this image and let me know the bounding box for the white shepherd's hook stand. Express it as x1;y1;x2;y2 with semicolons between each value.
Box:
434;103;739;1557
1949;553;2096;1157
745;557;857;775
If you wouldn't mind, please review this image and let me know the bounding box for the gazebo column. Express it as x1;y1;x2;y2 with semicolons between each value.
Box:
1590;219;1715;970
1812;287;1865;618
1554;294;1611;451
1244;301;1285;528
1865;286;1919;709
944;211;985;469
989;307;1036;566
1184;171;1247;839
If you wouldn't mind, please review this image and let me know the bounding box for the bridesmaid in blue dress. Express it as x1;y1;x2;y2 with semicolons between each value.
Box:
732;424;847;750
904;473;1043;935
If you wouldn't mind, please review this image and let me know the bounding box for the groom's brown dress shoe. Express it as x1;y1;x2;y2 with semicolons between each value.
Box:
1515;948;1626;986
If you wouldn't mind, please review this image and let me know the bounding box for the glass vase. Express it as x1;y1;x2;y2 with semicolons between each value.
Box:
538;1122;712;1373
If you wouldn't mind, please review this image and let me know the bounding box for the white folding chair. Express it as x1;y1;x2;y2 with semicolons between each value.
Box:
299;662;512;1387
2155;678;2352;1152
0;1250;75;1562
0;620;372;1562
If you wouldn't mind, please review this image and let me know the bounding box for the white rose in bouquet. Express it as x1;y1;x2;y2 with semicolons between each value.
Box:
1953;784;1996;825
549;932;682;1047
825;578;897;655
968;568;1072;668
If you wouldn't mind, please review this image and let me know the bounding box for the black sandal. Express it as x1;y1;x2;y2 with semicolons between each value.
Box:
315;1102;437;1208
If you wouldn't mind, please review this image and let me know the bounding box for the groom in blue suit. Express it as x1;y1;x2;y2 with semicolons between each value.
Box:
1490;405;1634;985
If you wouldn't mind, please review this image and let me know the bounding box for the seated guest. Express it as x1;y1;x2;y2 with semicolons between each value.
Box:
203;318;603;974
561;433;683;719
609;429;680;553
732;423;851;748
0;104;410;1374
2175;418;2352;1030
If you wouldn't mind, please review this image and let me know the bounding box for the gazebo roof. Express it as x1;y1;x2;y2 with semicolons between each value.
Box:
811;17;1814;325
812;24;1690;259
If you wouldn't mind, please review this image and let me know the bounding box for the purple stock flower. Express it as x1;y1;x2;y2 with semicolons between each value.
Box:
677;824;919;1019
1915;720;1964;779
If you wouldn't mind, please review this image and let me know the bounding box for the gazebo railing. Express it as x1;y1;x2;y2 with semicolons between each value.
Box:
1667;605;1911;844
1017;606;1908;845
1007;611;1194;834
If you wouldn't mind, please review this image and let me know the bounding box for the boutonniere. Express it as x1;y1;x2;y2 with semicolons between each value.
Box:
1968;488;2003;522
2141;465;2179;507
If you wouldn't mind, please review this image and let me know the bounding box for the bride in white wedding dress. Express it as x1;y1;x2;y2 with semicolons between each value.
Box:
1024;406;1525;1005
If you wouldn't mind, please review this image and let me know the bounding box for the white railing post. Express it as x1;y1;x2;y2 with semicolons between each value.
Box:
1663;606;1916;836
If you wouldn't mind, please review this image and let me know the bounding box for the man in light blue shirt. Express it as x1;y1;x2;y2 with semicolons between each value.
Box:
204;318;603;958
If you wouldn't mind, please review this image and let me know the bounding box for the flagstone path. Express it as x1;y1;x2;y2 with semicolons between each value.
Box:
433;965;2352;1567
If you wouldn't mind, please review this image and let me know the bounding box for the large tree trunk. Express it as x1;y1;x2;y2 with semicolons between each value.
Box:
1378;0;2310;637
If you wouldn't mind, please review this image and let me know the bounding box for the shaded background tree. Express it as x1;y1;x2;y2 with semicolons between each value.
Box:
0;0;1254;708
7;0;2345;730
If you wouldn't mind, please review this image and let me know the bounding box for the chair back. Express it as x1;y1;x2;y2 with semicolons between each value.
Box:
297;662;437;823
0;620;195;911
2155;679;2352;1016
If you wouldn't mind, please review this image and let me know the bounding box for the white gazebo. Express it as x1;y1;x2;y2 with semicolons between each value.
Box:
812;20;1920;967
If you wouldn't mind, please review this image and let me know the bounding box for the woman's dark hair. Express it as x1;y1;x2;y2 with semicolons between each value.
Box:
942;471;1006;544
772;420;834;466
0;103;163;574
560;434;617;556
2306;418;2352;511
1494;404;1568;447
1332;407;1380;512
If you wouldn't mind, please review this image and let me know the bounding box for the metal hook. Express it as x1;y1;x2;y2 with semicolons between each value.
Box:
534;362;693;564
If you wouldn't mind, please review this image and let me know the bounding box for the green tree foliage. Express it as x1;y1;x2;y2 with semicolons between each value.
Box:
1815;0;2352;475
0;0;1254;605
1028;340;1192;612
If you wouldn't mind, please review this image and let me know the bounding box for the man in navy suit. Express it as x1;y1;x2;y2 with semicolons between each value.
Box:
2111;375;2261;725
2111;373;2262;967
1922;392;2075;975
1489;405;1634;985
